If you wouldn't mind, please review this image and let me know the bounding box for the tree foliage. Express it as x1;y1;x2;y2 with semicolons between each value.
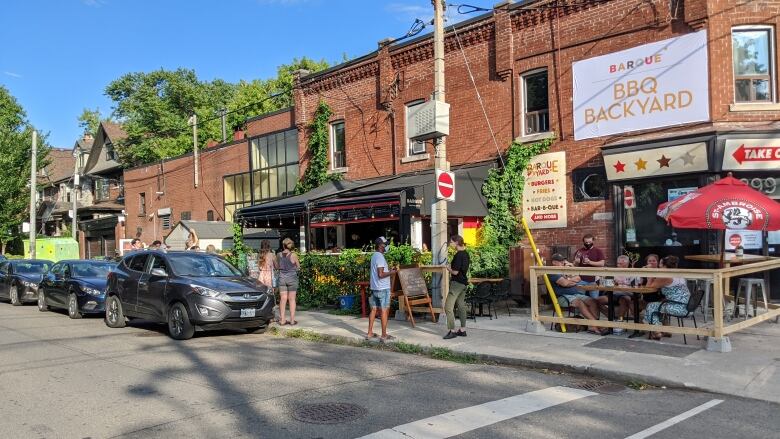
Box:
104;58;329;167
77;107;111;137
481;137;553;247
294;101;341;195
0;86;49;252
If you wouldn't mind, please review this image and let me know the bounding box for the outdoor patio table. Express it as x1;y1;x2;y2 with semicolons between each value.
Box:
356;281;369;318
467;278;504;316
684;253;769;268
577;284;659;336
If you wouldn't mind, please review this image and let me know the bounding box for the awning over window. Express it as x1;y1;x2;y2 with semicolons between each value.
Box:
235;161;493;221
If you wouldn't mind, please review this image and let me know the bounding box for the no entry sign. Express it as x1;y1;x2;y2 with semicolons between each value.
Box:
436;169;455;202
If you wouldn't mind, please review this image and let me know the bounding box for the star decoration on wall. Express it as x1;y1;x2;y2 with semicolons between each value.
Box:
613;161;626;173
634;158;647;170
657;155;671;168
681;151;696;166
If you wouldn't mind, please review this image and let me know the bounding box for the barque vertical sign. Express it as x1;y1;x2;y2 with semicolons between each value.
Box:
523;151;567;229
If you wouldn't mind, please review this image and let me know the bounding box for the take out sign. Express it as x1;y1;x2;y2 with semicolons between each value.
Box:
723;139;780;170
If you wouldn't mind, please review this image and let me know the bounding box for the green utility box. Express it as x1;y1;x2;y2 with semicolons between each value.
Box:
22;238;79;262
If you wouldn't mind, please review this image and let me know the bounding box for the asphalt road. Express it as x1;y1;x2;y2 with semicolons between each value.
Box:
1;302;778;439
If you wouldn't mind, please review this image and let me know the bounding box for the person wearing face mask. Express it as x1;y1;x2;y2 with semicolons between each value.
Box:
573;234;605;298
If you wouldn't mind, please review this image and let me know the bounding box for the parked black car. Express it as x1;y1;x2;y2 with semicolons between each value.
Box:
39;260;117;318
0;259;54;305
105;250;273;340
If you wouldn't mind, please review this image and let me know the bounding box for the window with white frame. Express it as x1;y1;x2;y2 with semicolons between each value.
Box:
733;26;775;103
405;100;426;155
521;69;550;135
330;121;346;170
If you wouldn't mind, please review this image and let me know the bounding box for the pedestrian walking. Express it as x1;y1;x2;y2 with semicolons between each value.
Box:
276;238;299;325
257;240;276;291
444;235;469;339
366;236;396;342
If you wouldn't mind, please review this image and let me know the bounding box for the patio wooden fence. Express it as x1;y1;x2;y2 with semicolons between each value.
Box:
529;258;780;348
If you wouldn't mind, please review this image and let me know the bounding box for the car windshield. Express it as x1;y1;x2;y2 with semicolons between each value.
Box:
169;254;242;277
15;261;51;274
71;262;115;278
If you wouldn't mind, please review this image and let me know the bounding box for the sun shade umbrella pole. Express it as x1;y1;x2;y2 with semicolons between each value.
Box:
521;217;566;332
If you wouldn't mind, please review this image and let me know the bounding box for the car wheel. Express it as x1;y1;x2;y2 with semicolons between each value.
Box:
68;293;82;319
9;284;21;306
105;295;126;328
168;302;195;340
37;290;49;312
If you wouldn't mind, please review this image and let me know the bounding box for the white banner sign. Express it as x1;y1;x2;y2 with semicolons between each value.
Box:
724;229;763;250
523;151;567;229
722;138;780;171
573;30;710;140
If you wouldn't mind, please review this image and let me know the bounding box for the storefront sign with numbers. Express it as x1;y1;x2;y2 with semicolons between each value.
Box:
523;151;567;229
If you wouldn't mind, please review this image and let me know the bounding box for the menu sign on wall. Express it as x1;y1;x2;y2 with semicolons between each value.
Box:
523;151;567;229
722;139;780;171
573;30;710;140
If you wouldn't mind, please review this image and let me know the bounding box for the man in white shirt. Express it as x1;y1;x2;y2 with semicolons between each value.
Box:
367;236;396;342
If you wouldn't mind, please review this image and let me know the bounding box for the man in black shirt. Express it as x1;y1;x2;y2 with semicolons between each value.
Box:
444;235;470;339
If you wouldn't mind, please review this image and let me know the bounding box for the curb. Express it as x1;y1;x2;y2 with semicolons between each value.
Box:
272;325;695;393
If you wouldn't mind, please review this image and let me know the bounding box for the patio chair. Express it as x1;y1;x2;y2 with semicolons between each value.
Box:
491;279;512;317
661;288;705;345
466;282;495;320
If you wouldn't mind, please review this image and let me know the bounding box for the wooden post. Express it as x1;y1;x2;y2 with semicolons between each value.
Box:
713;272;724;339
530;266;539;321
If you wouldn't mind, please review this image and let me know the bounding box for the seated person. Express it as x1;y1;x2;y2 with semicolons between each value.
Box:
595;255;636;320
644;255;691;340
548;254;607;335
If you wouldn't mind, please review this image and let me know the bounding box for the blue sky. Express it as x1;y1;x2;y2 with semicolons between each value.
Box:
1;0;483;148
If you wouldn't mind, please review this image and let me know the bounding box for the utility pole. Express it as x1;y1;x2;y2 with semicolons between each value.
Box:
431;0;448;308
189;114;199;188
218;108;227;143
29;130;37;259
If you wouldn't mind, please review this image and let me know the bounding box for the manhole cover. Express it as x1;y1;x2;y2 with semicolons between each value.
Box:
571;380;625;394
291;402;367;425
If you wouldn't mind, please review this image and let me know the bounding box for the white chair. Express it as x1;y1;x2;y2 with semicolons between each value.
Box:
735;278;769;320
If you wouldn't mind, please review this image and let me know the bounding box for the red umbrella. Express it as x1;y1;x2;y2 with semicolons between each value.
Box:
658;175;780;231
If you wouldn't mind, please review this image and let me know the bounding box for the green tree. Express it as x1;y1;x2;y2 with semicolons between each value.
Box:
104;68;236;165
0;86;49;253
225;57;330;133
77;107;104;136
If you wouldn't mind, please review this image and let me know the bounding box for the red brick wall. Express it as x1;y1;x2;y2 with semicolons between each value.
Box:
246;109;295;136
123;140;250;244
293;0;780;262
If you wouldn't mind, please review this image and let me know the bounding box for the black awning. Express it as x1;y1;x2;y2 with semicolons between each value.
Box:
235;162;494;220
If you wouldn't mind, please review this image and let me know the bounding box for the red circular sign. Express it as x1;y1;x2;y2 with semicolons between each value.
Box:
437;172;454;198
729;234;742;248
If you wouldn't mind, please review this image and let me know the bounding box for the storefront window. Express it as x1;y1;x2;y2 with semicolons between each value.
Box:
624;179;700;247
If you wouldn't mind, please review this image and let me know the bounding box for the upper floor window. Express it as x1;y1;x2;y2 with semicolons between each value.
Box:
733;26;775;103
406;100;426;156
95;178;110;201
330;121;346;170
521;69;550;135
105;142;118;161
139;192;146;215
249;129;299;202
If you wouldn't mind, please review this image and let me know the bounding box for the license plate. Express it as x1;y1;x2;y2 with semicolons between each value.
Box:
240;308;256;318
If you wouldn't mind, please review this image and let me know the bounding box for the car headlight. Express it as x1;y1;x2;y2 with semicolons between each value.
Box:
21;281;39;289
191;285;225;299
82;287;103;296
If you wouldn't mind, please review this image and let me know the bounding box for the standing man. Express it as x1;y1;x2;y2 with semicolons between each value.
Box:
444;235;469;339
573;233;605;298
367;236;396;343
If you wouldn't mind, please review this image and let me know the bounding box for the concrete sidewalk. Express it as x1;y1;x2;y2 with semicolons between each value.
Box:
285;309;780;404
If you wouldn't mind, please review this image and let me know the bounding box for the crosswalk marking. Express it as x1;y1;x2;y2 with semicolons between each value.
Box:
356;386;597;439
624;399;724;439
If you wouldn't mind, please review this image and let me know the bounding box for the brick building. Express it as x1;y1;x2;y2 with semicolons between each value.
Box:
125;0;780;269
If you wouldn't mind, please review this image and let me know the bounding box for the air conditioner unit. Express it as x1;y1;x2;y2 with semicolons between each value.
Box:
408;100;450;141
